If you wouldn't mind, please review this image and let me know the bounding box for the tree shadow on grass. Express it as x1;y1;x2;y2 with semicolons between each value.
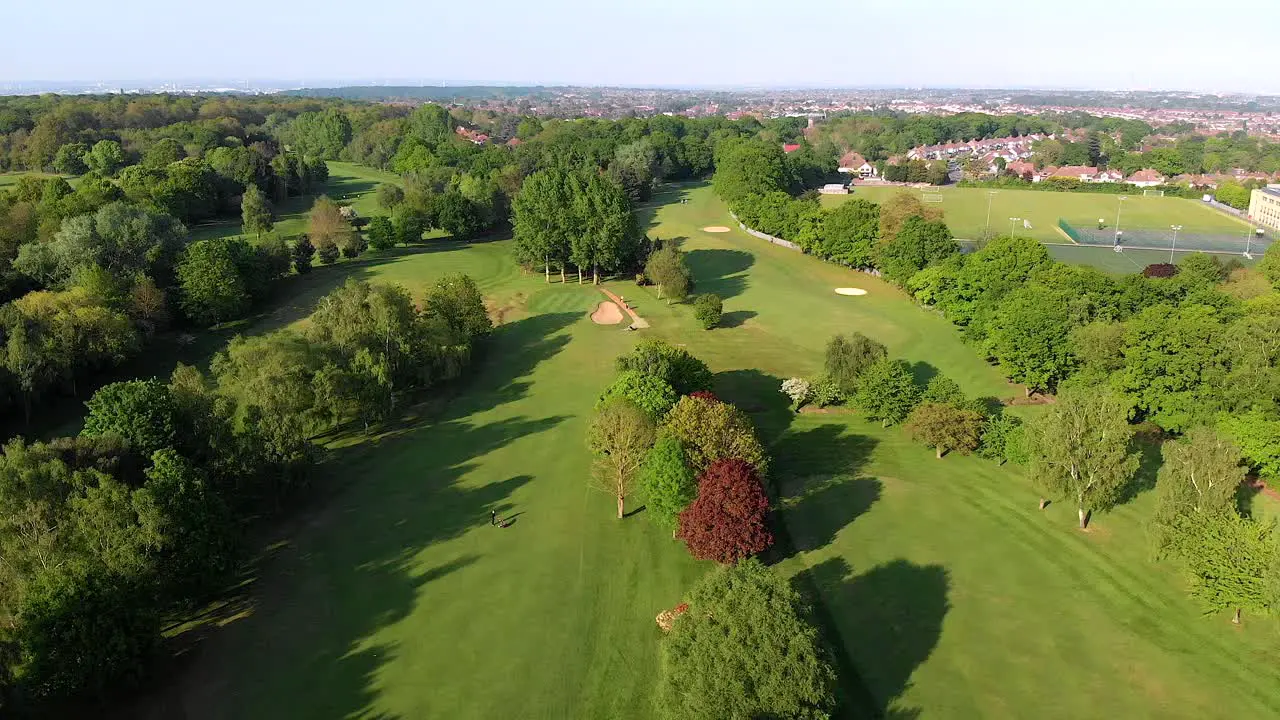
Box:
123;312;581;720
768;425;880;558
712;369;795;445
686;248;753;300
796;557;951;719
907;361;940;388
718;310;757;328
1118;426;1166;505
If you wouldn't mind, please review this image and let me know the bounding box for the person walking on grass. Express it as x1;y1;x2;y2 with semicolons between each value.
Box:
491;510;497;526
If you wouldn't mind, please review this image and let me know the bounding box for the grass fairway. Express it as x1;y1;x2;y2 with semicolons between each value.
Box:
135;181;1280;719
824;184;1247;241
0;171;77;189
188;161;411;242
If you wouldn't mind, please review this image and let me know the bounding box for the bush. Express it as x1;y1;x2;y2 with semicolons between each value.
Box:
693;293;723;329
640;436;698;531
317;241;340;265
366;216;396;250
635;272;648;286
677;458;772;563
1143;263;1178;278
781;377;812;412
658;558;836;720
905;402;986;458
978;413;1026;464
810;375;845;407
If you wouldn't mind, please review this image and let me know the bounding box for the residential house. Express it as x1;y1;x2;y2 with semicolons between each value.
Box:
838;151;877;178
1126;169;1166;187
1006;160;1036;180
1051;165;1098;182
1095;169;1124;183
1033;166;1058;183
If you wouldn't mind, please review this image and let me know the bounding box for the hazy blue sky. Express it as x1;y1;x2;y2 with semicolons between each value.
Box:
5;0;1278;92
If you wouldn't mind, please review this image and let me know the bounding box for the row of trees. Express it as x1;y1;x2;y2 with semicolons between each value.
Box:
585;340;838;717
512;168;641;283
0;272;491;709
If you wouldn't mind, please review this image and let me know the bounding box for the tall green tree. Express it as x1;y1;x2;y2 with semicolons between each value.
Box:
1150;426;1246;557
1166;511;1277;625
658;558;836;720
240;183;274;239
905;402;985;458
645;243;692;303
641;436;698;532
852;358;921;426
587;398;656;519
877;215;957;284
824;332;887;394
1027;388;1139;527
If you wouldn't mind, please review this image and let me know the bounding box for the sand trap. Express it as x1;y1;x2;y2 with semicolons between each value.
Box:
591;301;624;324
834;288;868;296
702;226;731;233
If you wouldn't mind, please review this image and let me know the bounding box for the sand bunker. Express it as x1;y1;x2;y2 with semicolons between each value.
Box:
834;288;868;296
702;226;731;233
591;301;624;324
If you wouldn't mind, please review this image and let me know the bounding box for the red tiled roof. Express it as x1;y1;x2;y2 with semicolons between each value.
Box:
783;143;801;154
1127;169;1165;183
839;151;868;168
1051;165;1098;178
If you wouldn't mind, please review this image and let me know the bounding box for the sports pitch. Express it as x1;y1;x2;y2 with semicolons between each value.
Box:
824;185;1251;244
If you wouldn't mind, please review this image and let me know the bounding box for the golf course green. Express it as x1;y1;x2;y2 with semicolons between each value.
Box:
137;180;1280;719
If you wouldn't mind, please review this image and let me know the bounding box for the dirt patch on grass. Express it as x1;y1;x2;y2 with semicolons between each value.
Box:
590;301;624;325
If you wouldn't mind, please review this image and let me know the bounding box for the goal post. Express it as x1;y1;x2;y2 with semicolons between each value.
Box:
1142;188;1164;197
921;193;944;204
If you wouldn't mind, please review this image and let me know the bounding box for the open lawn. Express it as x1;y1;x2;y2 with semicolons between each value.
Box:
130;182;1280;718
0;171;76;189
825;185;1249;241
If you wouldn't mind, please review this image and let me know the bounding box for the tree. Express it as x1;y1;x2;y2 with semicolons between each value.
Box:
879;191;944;241
693;293;722;329
978;412;1027;465
85;140;124;176
422;273;491;344
308;196;352;254
292;235;315;274
985;284;1078;395
661;396;769;475
1027;388;1139;527
824;332;887;394
640;436;697;532
905;402;985;458
143;448;237;599
657;558;836;720
511;168;573;282
646;243;692;303
586;398;656;519
819;197;880;265
1150;426;1246;556
1167;512;1277;625
677;458;772;563
53;142;89;175
1259;243;1280;289
610;139;658;201
240;183;273;239
615;339;713;395
878;215;957;284
81;380;179;458
1117;303;1229;432
853;358;921;426
366;216;396;250
375;183;405;210
921;374;968;408
598;370;678;419
177;238;250;325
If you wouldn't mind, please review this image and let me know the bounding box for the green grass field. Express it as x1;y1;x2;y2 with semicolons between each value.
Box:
0;171;77;189
187;161;412;242
129;181;1280;719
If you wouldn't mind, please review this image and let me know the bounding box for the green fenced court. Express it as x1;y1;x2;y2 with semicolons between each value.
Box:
1058;218;1270;256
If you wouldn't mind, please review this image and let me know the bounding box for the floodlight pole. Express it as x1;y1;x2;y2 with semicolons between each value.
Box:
1114;196;1127;243
985;190;997;236
1170;225;1182;263
1009;217;1020;237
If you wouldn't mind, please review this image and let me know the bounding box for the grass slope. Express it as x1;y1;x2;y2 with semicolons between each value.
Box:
130;180;1280;719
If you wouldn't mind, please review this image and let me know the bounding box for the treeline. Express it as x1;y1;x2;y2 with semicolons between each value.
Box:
585;340;838;718
956;175;1203;200
1034;130;1280;177
0;273;490;711
807;111;1060;162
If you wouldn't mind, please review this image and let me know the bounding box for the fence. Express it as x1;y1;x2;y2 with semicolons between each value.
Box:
1058;218;1270;255
728;212;801;251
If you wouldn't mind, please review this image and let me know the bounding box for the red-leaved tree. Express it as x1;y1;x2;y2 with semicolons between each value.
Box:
677;458;772;563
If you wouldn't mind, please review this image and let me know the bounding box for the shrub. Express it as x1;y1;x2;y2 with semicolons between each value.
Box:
978;413;1027;465
693;293;723;329
1143;263;1178;278
810;376;845;407
366;216;396;250
825;332;887;394
677;458;772;563
905;402;986;458
641;436;698;531
317;241;340;265
781;377;812;412
635;272;648;286
853;358;921;426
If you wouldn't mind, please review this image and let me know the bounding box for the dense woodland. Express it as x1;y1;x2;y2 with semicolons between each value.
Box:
5;92;1280;713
